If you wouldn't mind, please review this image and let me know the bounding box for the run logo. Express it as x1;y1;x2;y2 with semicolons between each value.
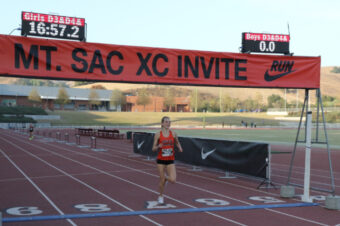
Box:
264;60;296;82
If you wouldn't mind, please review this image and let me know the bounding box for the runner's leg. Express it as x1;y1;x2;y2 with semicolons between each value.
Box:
166;164;176;184
157;164;167;196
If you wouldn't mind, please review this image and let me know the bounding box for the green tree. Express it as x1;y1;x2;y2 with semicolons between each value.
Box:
189;88;199;112
163;88;175;112
28;88;42;107
243;98;256;111
254;92;264;110
88;89;101;110
110;89;126;111
267;94;284;108
208;98;219;112
55;87;70;109
136;88;151;111
223;94;241;112
331;67;340;73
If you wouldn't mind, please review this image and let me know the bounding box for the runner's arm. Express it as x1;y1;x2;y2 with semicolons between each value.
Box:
152;132;161;152
173;132;183;152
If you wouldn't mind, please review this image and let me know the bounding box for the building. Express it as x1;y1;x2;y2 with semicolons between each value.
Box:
0;84;191;112
125;96;190;112
0;84;114;111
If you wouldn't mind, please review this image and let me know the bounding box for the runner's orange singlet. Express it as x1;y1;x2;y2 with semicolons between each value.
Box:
157;130;175;161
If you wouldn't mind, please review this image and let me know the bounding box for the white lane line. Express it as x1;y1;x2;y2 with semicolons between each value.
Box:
0;139;161;226
272;163;340;177
6;131;329;225
7;133;246;226
41;141;328;226
0;148;77;226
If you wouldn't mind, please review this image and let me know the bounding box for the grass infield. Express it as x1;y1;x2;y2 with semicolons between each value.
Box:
44;111;340;146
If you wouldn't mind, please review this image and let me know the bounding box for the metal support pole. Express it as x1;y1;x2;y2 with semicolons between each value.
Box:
301;111;313;203
287;89;309;184
318;89;336;194
287;88;335;194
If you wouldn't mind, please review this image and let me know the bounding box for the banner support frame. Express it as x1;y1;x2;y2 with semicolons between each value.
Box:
286;88;335;195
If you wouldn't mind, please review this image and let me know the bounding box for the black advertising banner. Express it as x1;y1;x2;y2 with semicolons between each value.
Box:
133;132;269;179
0;34;320;89
133;132;157;157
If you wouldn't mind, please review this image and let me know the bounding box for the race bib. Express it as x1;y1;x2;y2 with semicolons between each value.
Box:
162;148;173;157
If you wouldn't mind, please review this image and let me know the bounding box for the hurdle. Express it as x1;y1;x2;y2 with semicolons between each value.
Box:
64;133;69;142
91;136;96;149
75;135;80;145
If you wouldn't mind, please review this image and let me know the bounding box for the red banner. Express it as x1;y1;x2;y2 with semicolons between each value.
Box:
0;35;320;88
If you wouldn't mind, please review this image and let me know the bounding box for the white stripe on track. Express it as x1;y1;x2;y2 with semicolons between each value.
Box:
37;138;326;225
54;139;331;226
5;131;330;226
0;148;77;226
4;133;246;225
0;138;162;226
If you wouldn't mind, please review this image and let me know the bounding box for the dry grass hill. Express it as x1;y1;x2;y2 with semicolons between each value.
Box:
72;66;340;104
0;66;339;104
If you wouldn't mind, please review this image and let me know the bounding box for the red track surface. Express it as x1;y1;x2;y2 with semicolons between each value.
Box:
0;128;339;226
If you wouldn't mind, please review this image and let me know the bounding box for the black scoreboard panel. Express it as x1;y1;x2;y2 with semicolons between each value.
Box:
21;11;85;41
242;32;290;54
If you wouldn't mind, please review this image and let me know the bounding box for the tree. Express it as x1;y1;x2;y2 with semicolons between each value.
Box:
331;67;340;73
267;94;284;108
136;88;151;111
55;88;70;109
163;88;175;112
189;88;199;112
28;88;41;107
243;98;256;111
110;89;126;111
91;84;106;90
88;89;101;110
223;94;241;112
254;92;264;110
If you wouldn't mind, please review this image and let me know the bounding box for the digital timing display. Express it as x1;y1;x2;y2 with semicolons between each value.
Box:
241;32;290;54
21;11;86;41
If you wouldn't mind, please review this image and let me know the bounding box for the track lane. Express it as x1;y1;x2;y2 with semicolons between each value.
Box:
13;135;331;224
1;129;339;226
0;136;162;226
1;131;246;226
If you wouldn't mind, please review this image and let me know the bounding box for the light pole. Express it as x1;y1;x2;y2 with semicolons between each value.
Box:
9;27;21;35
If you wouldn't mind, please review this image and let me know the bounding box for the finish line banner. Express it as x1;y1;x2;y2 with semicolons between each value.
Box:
0;35;320;88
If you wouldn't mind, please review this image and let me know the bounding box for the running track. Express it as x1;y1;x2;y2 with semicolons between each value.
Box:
0;128;339;226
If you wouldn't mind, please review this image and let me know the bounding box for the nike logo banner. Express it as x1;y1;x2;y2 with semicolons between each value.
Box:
264;70;296;82
133;132;269;179
0;35;320;89
201;147;216;160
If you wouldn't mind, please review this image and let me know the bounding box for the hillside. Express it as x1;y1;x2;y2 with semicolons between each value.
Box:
72;66;340;104
1;67;339;104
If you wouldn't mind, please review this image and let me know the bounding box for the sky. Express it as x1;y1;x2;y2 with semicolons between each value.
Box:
1;0;339;67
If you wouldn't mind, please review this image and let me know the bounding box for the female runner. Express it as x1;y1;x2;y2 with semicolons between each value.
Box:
152;116;183;204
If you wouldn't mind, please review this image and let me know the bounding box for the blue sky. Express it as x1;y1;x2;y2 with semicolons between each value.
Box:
1;0;339;66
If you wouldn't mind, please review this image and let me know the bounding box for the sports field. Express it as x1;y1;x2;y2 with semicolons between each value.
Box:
44;111;340;147
117;127;340;148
